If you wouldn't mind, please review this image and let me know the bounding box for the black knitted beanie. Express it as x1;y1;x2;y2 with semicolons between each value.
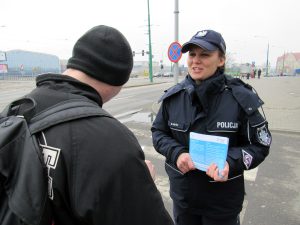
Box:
67;25;133;86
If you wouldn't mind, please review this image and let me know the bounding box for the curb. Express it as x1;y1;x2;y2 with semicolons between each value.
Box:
124;81;169;89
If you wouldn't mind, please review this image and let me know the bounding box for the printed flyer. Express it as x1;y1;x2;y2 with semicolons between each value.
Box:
189;132;229;172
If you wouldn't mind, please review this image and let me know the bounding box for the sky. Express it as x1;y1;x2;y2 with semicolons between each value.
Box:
1;0;299;68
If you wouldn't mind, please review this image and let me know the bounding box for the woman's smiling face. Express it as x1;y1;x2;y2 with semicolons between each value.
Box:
187;45;225;81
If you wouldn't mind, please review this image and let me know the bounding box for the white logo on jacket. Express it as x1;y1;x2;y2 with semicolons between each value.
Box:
40;144;61;200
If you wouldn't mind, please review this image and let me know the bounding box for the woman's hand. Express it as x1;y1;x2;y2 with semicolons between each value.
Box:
176;153;196;174
206;161;229;182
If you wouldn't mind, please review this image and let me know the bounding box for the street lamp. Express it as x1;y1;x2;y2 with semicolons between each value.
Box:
266;43;269;76
253;35;270;76
147;0;153;83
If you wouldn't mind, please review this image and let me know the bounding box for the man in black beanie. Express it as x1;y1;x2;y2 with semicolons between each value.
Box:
66;25;133;86
10;25;174;225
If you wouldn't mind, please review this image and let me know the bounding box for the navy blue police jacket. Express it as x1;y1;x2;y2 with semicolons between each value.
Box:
151;72;271;219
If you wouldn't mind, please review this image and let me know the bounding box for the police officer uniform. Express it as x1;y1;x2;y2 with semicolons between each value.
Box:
151;30;271;225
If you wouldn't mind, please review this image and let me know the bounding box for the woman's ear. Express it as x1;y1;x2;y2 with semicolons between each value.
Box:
218;56;226;67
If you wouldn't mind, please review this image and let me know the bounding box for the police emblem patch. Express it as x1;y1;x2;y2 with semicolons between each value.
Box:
242;149;253;170
196;30;208;37
256;124;272;146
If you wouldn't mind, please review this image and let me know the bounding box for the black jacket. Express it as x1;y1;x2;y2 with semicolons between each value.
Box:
25;74;173;225
151;73;271;219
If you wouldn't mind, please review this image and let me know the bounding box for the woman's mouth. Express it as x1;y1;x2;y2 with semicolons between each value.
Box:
192;67;203;72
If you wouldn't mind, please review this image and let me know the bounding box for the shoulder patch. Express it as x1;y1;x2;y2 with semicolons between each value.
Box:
256;124;272;146
242;149;253;169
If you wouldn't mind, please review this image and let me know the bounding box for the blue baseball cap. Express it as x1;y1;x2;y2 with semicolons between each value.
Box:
181;30;226;54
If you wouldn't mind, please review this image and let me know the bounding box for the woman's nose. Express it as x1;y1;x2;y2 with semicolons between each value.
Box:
193;56;201;63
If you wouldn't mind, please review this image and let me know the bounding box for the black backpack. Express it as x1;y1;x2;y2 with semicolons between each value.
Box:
0;97;112;225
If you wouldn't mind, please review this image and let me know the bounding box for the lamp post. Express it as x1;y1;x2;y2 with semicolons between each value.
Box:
147;0;153;83
266;43;269;76
253;35;270;76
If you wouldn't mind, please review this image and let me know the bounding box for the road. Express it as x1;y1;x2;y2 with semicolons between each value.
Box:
242;131;300;225
1;76;300;224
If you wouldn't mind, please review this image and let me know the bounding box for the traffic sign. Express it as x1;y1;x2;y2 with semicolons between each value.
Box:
168;42;182;63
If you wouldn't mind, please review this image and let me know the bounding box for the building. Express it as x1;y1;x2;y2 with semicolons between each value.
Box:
275;52;300;75
60;59;68;72
0;50;60;76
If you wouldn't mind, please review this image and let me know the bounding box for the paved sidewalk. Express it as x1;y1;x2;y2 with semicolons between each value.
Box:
244;76;300;133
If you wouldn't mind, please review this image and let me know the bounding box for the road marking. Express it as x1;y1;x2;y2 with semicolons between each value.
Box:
240;200;248;224
244;167;258;182
112;94;136;101
114;108;143;120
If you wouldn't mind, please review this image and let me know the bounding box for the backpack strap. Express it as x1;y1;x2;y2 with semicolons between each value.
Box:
2;97;37;122
0;98;112;225
29;98;112;134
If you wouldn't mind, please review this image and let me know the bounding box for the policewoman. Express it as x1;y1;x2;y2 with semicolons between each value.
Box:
151;29;271;225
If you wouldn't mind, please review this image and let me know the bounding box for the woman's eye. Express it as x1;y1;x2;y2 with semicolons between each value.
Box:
201;53;210;57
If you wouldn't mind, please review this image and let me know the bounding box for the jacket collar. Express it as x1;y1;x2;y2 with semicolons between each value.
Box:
187;70;226;112
36;73;103;107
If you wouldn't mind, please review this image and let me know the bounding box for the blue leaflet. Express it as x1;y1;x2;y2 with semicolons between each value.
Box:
189;132;229;173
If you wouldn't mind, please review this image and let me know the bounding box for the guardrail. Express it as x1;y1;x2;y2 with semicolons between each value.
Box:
0;75;36;81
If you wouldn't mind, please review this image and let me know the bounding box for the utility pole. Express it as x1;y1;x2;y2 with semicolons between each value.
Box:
266;43;269;76
147;0;153;83
174;0;179;84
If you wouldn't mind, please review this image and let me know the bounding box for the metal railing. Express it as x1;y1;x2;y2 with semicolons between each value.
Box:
0;74;36;80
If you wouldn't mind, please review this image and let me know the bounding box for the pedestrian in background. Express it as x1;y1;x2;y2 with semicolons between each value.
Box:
151;29;271;225
4;25;173;225
258;68;262;79
253;69;257;78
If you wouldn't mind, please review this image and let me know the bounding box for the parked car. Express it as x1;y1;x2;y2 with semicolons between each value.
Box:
153;72;164;77
163;72;174;77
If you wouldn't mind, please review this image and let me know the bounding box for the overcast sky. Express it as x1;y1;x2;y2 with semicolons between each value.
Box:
1;0;299;68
